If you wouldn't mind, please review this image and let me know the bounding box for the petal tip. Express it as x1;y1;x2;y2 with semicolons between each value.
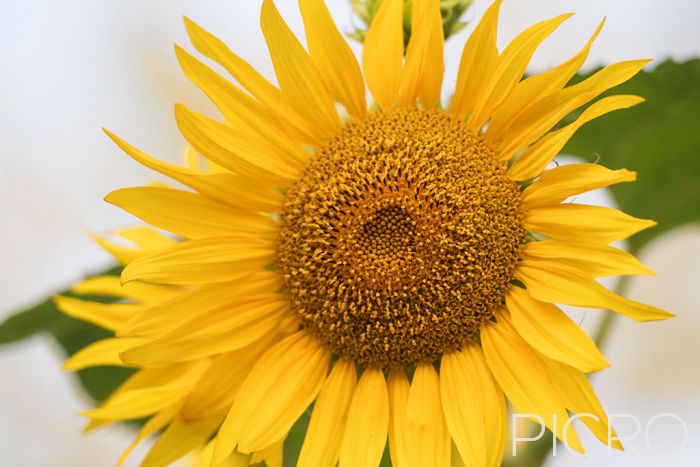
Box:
588;357;611;373
103;190;119;206
117;349;137;366
119;267;137;286
62;359;78;372
102;128;119;142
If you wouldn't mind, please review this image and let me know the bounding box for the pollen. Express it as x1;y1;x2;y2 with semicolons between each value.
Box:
277;109;525;367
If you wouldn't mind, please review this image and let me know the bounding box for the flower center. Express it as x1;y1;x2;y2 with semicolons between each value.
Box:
277;109;525;367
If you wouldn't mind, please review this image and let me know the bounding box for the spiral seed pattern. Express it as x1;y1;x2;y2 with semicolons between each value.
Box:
277;109;525;367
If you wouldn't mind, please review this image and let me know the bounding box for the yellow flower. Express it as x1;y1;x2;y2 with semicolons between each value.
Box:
56;0;673;466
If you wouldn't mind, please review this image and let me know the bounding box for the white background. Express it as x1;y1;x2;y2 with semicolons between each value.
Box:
0;0;698;465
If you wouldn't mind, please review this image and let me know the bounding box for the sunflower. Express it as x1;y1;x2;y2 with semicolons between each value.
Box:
56;0;673;466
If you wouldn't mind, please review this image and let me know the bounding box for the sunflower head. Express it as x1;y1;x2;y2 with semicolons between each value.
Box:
278;108;525;367
55;0;672;466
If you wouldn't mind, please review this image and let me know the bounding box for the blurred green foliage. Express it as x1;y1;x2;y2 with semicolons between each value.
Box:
563;59;700;254
0;267;135;404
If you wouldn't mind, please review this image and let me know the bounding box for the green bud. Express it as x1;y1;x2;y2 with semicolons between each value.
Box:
348;0;474;46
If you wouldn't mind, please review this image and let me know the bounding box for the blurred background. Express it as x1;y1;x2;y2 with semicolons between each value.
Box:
0;0;698;465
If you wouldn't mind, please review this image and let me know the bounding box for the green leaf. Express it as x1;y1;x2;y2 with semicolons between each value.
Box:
0;265;135;404
52;317;135;403
379;443;392;467
0;298;70;345
563;59;700;253
283;407;311;467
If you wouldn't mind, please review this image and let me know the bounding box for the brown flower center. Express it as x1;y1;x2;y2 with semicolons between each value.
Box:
277;108;525;367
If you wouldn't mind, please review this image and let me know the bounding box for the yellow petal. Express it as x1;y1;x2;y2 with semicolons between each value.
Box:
542;358;623;450
82;362;208;422
487;19;605;145
500;60;649;162
298;359;357;467
175;45;307;164
93;226;177;266
387;369;410;467
184;145;202;171
362;0;403;110
251;441;284;467
118;404;180;466
524;203;656;244
118;272;280;338
214;332;330;461
54;296;143;331
260;0;340;136
509;95;645;179
184;145;231;175
521;240;655;277
72;275;178;304
481;314;583;453
339;367;390;467
119;225;175;250
450;0;501;120
521;164;636;208
141;415;222;467
63;337;146;371
416;1;444;108
505;286;608;372
299;0;366;119
99;365;199;410
174;104;300;184
92;236;142;266
120;297;287;365
106;186;277;240
121;236;274;286
467;13;573;130
440;344;506;467
182;337;276;419
103;130;284;212
516;262;674;321
399;0;444;108
451;443;466;467
197;440;250;467
405;363;450;467
183;17;324;145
